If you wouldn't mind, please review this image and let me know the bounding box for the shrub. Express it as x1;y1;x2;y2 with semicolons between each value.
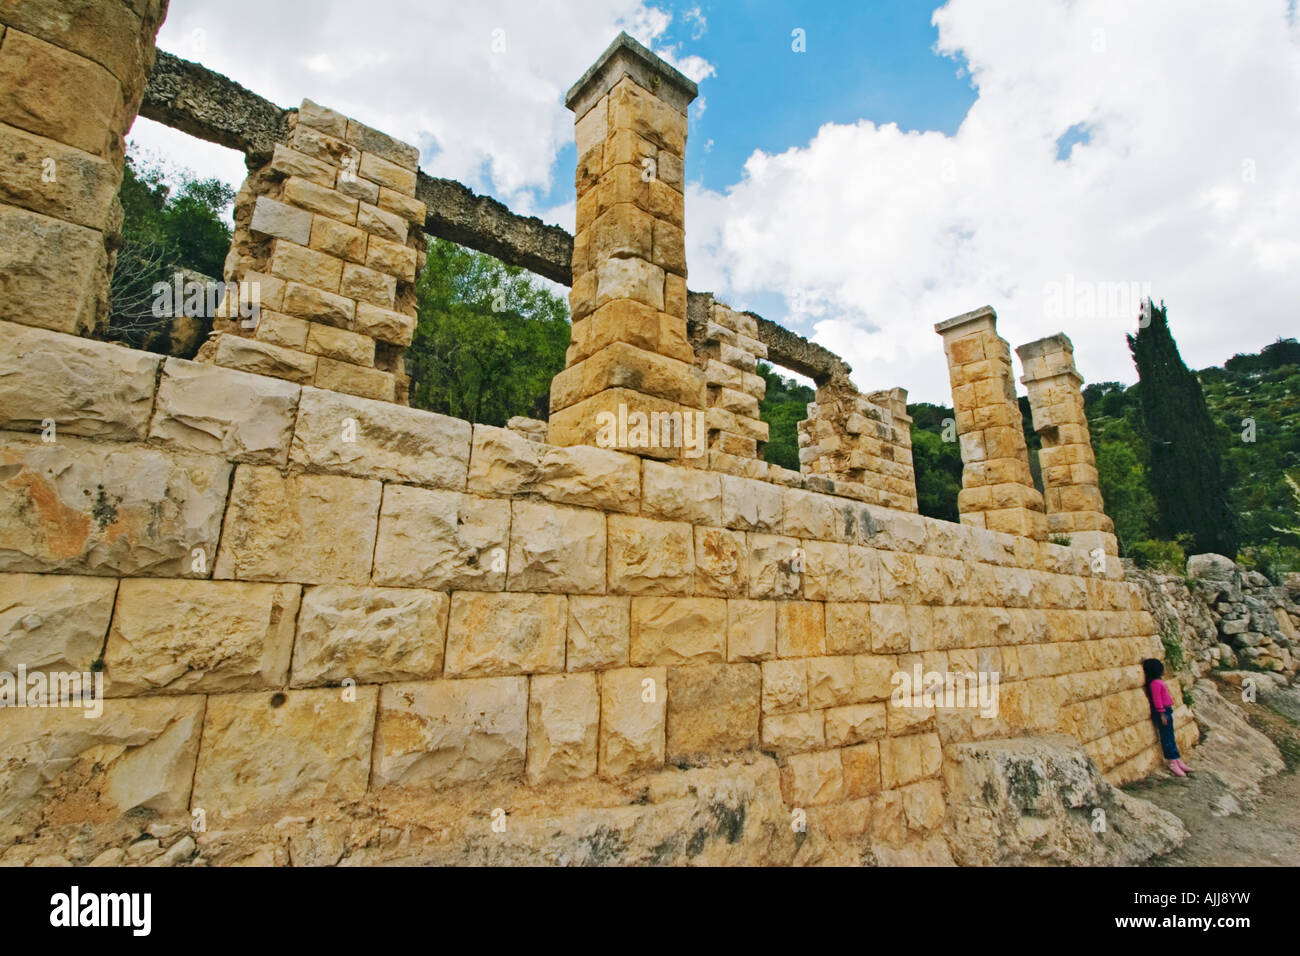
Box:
1127;538;1187;572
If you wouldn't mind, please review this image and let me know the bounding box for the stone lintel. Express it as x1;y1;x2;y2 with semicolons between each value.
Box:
565;32;698;117
934;305;996;337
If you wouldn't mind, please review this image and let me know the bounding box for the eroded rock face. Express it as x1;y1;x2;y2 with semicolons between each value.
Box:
0;572;116;673
943;735;1187;866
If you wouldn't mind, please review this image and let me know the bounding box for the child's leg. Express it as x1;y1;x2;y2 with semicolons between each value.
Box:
1156;707;1181;763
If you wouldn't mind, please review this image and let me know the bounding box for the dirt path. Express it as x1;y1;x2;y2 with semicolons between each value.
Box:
1128;690;1300;866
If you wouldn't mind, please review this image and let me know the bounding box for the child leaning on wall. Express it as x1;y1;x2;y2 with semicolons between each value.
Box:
1142;658;1194;777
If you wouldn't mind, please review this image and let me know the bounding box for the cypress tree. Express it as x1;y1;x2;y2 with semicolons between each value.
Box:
1126;300;1238;557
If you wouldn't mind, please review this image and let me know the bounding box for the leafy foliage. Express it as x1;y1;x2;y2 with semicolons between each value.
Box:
408;238;570;425
756;363;815;470
907;402;963;523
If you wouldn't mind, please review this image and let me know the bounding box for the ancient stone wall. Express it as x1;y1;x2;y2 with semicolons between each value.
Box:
0;0;168;335
0;12;1198;866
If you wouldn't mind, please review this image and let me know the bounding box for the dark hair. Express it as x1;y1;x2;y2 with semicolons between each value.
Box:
1141;658;1164;705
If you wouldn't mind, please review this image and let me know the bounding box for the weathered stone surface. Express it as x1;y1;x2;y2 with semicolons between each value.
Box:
445;591;567;677
150;358;300;465
0;572;115;674
780;749;843;806
192;687;377;820
0;696;204;837
747;534;802;599
213;332;317;384
0;321;159;440
372;677;526;788
567;594;630;670
695;526;747;597
727;598;776;661
642;460;721;524
0;433;229;576
1;206;106;334
507;499;606;594
466;424;640;512
943;735;1187;865
527;673;599;783
372;485;508;590
608;515;694;594
289;386;470;489
104;579;299;696
666;663;760;760
291;586;448;687
214;466;380;585
599;666;667;778
630;596;726;665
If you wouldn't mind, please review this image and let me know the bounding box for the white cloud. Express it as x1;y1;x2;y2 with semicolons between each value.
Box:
128;0;713;217
686;0;1300;403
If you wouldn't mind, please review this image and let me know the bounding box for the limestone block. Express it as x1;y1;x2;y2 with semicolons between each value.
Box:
250;196;312;245
214;465;380;585
802;540;852;601
149;358;300;465
376;186;425;223
720;474;782;532
777;602;826;658
762;659;808;715
727;598;776;661
627;595;726;667
282;176;358;223
780;749;843;806
879;732;943;789
747;533;803;599
445;591;567;677
0;320;159;439
104;579;299;696
466;424;640;512
0;118;117;226
213;333;317;384
0;206;105;334
345;120;419;171
642;460;721;524
825;703;887;747
269;144;336;188
507;499;606;594
527;673;600;783
694;526;747;597
340;261;397;308
566;594;630;670
298;100;348;138
372;677;526;789
666;663;760;760
372;485;508;590
762;712;824;754
593;255;665;312
869;604;911;653
807;655;857;708
0;572;115;673
0;696;204;831
599;666;667;779
0;433;229;576
313;356;394;402
825;602;873;654
358;152;417;194
841;742;883;797
608;515;694;595
290;585;448;687
289;386;470;489
282;280;355;328
192;687;377;819
0;29;122;157
365;233;417;281
356;201;407;242
269;240;343;292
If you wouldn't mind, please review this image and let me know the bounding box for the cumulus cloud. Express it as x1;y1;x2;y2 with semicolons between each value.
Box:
127;0;713;219
686;0;1300;402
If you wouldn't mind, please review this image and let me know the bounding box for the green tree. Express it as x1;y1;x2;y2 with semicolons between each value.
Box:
1126;300;1238;556
908;402;963;522
757;363;815;470
408;238;570;424
110;149;234;351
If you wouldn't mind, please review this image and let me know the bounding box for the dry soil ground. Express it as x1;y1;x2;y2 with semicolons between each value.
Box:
1129;685;1300;866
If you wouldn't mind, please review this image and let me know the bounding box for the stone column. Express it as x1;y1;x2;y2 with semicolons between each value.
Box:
547;32;705;458
935;306;1047;539
1016;334;1117;556
0;0;169;336
798;383;918;512
198;99;426;405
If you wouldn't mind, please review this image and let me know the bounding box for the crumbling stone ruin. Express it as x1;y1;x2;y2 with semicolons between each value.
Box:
0;8;1200;866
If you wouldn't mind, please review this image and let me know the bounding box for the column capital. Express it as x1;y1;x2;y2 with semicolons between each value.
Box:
566;32;698;117
934;305;996;337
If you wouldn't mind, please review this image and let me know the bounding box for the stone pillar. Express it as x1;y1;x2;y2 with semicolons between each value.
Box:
935;306;1047;539
688;293;770;467
547;32;705;458
0;0;169;336
797;382;918;512
1016;334;1117;556
198;99;426;405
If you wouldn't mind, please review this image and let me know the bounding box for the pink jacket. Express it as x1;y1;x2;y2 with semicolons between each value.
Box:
1149;678;1174;710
